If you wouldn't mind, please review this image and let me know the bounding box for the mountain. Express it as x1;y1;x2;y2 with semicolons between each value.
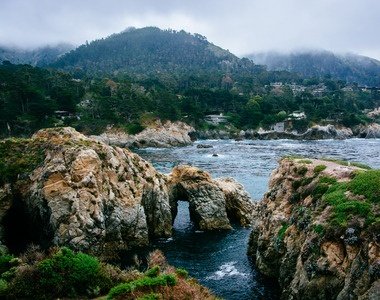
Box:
53;27;264;77
0;43;73;67
248;50;380;87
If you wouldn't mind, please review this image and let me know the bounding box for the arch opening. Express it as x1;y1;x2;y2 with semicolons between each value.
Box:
2;192;53;254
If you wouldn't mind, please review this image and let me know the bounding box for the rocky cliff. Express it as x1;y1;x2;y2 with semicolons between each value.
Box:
0;127;252;254
92;120;196;148
248;158;380;299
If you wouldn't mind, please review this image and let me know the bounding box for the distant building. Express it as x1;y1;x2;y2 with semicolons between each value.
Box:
205;114;228;125
288;111;306;120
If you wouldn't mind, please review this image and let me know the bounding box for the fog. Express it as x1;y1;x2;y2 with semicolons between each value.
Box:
1;0;379;59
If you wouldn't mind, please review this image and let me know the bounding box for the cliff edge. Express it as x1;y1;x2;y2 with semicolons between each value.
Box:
248;158;379;299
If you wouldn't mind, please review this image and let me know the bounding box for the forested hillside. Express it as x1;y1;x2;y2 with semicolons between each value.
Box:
249;50;380;87
1;28;379;137
0;44;73;66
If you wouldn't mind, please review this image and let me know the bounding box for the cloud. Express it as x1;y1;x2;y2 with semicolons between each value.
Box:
0;0;379;59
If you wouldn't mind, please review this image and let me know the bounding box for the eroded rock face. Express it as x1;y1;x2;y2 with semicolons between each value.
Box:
248;158;379;299
0;127;252;253
25;127;172;252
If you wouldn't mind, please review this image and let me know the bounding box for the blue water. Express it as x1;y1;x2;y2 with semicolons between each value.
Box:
130;139;380;300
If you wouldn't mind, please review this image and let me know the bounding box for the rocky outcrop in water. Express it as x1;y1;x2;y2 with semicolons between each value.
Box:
92;120;195;148
354;123;380;138
0;127;252;253
167;166;254;230
248;158;379;299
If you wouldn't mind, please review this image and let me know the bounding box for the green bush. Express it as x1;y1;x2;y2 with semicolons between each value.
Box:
36;247;101;296
137;293;161;300
175;268;189;278
0;253;15;275
296;166;308;176
348;170;380;203
277;224;289;242
145;265;160;278
311;183;329;199
319;176;337;185
107;274;177;299
313;165;327;174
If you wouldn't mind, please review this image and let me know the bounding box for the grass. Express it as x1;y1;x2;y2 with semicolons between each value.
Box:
322;173;378;226
348;170;380;203
313;165;327;174
107;274;177;299
277;224;289;241
321;158;371;170
298;159;312;164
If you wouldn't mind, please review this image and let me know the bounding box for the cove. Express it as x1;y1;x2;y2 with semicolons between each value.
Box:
129;138;380;299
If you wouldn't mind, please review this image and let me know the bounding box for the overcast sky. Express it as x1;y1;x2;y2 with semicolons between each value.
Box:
1;0;380;59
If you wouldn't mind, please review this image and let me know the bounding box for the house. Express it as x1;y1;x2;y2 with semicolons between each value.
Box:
288;111;306;120
205;114;228;125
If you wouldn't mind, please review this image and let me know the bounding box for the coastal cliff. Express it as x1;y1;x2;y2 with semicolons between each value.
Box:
0;127;252;254
248;158;380;299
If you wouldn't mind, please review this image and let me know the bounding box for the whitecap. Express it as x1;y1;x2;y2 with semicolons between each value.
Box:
206;261;248;280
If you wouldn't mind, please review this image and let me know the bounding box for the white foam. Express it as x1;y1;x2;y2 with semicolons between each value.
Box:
207;261;248;280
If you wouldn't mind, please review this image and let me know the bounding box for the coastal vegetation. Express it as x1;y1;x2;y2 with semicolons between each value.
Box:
0;247;214;299
1;28;379;138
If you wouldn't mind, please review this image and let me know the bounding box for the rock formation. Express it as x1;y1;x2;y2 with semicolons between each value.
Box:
248;158;379;299
92;120;196;148
354;123;380;138
0;127;252;254
167;166;254;230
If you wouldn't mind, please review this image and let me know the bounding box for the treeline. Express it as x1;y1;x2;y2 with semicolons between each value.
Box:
0;61;379;137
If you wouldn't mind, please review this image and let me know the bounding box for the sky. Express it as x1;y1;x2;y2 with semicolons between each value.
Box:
1;0;380;59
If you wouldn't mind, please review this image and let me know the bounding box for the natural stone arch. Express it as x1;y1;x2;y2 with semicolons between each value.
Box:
166;166;233;231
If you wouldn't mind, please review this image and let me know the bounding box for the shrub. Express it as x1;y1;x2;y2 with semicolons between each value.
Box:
311;183;329;199
175;268;189;278
319;176;337;185
0;253;15;275
313;165;327;174
277;224;289;242
137;293;161;300
107;274;177;299
299;159;312;164
313;224;325;236
145;265;160;278
8;247;103;298
296;166;308;176
348;170;380;203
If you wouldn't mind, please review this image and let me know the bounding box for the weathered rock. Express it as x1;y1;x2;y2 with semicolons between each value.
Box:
215;177;254;226
167;166;231;230
167;166;254;230
92;120;195;148
354;123;380;138
248;158;379;299
301;125;353;139
0;127;252;253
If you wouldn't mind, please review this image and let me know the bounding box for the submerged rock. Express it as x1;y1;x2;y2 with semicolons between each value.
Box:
0;127;252;254
248;158;379;299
